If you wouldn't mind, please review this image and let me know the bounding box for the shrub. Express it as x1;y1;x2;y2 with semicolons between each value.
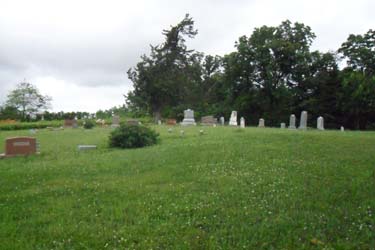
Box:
109;124;159;149
83;120;95;129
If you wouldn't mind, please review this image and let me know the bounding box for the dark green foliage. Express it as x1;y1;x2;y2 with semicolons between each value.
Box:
109;124;159;148
127;16;375;129
83;120;95;129
0;121;62;131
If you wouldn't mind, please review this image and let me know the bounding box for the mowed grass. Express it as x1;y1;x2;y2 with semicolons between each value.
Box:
0;126;374;249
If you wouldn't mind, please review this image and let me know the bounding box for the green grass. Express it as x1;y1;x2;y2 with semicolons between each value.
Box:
0;126;374;249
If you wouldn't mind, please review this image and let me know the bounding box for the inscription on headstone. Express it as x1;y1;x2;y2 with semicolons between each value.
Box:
1;137;38;158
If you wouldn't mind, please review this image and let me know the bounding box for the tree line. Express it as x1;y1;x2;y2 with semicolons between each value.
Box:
126;14;375;129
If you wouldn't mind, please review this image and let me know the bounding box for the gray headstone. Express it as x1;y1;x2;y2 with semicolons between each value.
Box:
288;114;296;129
298;111;308;130
317;116;324;130
341;126;345;132
158;120;162;125
220;116;225;126
181;109;196;126
280;123;286;129
258;118;265;128
229;111;237;126
240;117;245;128
77;145;97;151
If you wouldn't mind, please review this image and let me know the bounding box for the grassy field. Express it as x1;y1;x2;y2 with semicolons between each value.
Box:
0;126;374;249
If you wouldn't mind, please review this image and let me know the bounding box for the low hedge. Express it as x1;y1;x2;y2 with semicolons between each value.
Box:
0;121;63;131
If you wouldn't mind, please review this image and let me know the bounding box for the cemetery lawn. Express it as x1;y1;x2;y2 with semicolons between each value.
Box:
0;126;374;250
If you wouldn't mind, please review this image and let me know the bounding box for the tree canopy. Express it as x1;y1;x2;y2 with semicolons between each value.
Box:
127;16;375;129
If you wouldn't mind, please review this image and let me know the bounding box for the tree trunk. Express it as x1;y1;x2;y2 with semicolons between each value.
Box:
153;107;162;123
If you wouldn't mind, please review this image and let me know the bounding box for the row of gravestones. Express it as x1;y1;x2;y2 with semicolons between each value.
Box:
174;109;345;131
64;115;140;129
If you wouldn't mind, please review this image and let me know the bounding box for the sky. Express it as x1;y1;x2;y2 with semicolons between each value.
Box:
0;0;374;113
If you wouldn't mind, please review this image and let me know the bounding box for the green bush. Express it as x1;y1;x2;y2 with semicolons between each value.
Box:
0;121;62;131
109;124;159;149
83;120;95;129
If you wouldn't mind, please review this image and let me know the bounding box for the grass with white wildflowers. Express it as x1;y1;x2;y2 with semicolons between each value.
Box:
0;126;374;249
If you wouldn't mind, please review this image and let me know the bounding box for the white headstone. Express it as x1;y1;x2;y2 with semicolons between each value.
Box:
341;126;344;132
220;116;225;126
298;111;308;130
317;116;324;130
240;117;245;128
258;118;265;128
158;120;162;125
288;114;296;129
229;111;237;126
280;123;286;129
181;109;196;126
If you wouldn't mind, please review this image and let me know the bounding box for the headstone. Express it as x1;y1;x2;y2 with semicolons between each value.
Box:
64;119;78;128
280;123;286;129
199;129;204;135
166;119;177;125
298;111;308;130
77;145;97;151
41;115;44;121
126;119;140;126
229;111;237;126
258;118;265;128
288;114;296;129
240;117;245;128
220;116;225;126
158;120;162;125
341;126;345;132
317;116;324;130
201;115;217;126
181;109;196;126
111;115;120;128
0;137;39;158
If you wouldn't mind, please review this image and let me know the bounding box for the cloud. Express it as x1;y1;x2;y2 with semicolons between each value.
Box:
0;0;374;112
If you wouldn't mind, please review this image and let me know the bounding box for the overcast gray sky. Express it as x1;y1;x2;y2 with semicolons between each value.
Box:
0;0;374;112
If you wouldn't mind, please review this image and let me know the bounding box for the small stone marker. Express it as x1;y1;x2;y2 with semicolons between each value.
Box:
201;115;217;126
166;119;177;125
168;128;173;133
158;120;162;125
317;116;324;130
280;123;286;129
258;118;265;128
199;129;204;135
180;130;185;137
1;137;39;158
341;126;345;132
240;117;245;128
299;111;308;130
77;145;97;151
111;115;120;128
229;111;238;126
64;119;78;128
220;116;225;126
181;109;196;126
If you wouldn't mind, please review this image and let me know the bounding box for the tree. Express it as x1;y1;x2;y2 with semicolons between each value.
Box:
6;81;52;120
127;14;199;121
338;30;375;129
224;20;316;125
